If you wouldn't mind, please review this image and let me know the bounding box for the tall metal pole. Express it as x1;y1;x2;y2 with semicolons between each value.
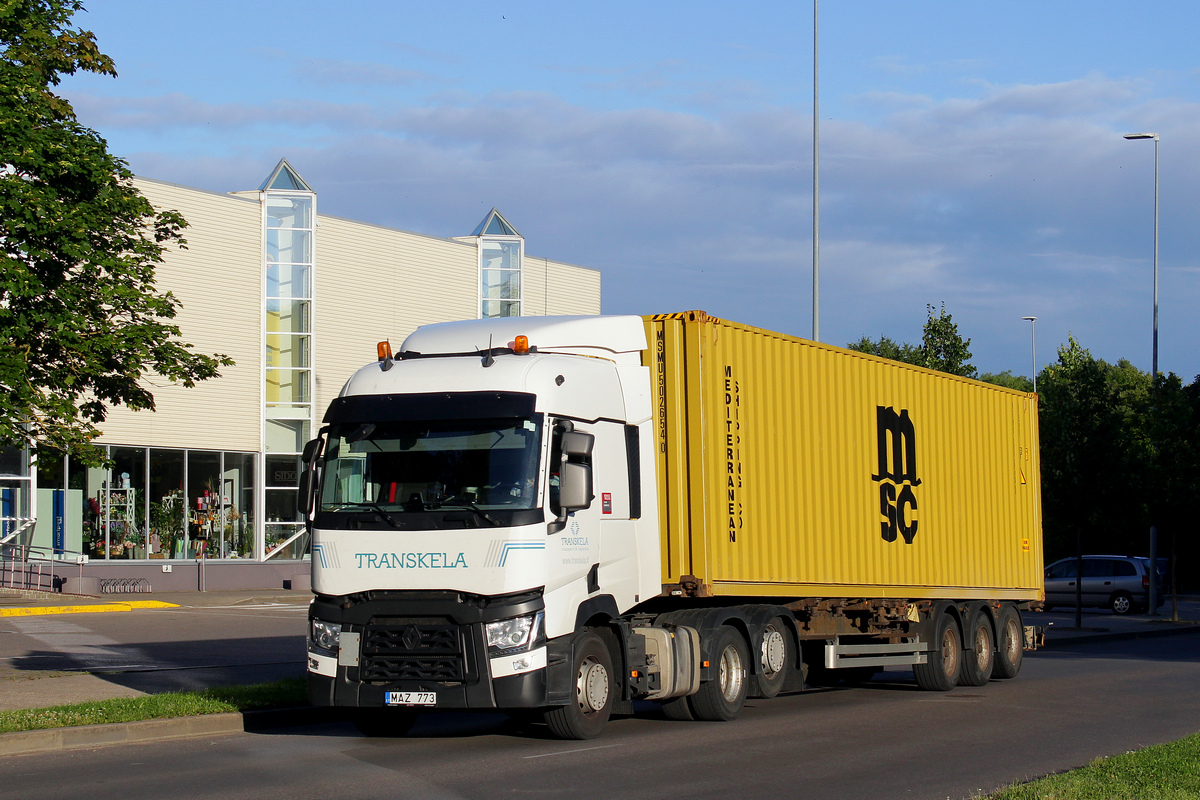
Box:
1152;135;1159;382
811;0;820;342
1023;316;1037;392
1150;133;1159;616
1123;131;1160;615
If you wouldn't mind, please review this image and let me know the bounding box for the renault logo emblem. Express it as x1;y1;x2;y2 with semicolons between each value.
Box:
401;625;422;650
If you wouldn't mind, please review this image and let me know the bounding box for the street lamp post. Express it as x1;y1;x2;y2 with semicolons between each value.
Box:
1022;316;1037;392
1123;131;1160;615
812;0;820;342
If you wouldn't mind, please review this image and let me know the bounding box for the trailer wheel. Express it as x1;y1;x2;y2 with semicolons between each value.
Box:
352;708;419;738
753;616;793;698
959;606;995;686
688;626;749;721
544;632;613;740
912;611;961;691
993;605;1024;679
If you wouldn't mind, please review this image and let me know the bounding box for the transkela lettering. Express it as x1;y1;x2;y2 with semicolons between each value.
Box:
354;552;468;569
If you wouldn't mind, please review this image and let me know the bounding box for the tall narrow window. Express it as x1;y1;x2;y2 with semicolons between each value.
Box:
260;159;314;559
472;208;523;319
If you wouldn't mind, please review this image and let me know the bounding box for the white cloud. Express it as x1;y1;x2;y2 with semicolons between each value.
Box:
65;71;1200;378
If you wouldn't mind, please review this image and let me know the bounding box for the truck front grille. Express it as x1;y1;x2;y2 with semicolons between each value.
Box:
360;622;466;681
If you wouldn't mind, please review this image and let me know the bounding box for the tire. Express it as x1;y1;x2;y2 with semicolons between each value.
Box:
993;605;1023;679
912;611;962;691
1110;592;1134;615
752;616;792;699
543;632;614;739
959;606;995;687
688;626;750;721
658;696;695;720
352;708;419;737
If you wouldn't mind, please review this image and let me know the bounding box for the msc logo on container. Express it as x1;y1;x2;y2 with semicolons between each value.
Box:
871;406;921;544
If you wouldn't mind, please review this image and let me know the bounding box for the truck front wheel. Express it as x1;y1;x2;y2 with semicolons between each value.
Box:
688;627;749;721
544;632;614;740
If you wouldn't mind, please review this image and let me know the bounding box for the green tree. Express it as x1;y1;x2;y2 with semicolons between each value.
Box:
845;334;922;365
847;303;976;377
0;0;231;465
919;303;975;377
978;370;1034;392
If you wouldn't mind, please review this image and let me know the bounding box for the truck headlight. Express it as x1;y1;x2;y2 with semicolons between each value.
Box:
485;611;544;655
310;619;342;653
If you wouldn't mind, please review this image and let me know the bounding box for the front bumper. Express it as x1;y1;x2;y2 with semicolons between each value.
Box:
306;589;549;710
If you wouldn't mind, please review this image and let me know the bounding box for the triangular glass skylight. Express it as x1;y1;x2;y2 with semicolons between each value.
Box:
259;158;314;192
470;207;521;237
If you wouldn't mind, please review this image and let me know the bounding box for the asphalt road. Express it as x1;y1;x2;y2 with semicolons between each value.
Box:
0;601;309;697
2;631;1198;800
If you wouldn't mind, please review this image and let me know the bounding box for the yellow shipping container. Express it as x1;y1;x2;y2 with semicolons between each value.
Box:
644;311;1043;602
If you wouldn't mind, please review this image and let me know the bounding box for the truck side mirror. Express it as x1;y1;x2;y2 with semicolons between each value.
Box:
561;431;594;459
549;428;595;531
297;469;315;516
558;461;593;511
301;437;321;464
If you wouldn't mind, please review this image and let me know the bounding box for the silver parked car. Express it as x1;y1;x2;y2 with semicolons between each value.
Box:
1043;555;1167;615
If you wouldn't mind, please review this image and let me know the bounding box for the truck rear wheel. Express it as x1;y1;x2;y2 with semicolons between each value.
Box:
688;626;749;721
544;632;613;740
959;605;995;686
913;611;961;691
993;605;1024;679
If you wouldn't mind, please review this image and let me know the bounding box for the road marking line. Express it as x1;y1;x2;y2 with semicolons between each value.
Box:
523;743;624;759
0;601;179;617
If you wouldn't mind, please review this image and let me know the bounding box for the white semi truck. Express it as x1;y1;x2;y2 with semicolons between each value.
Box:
301;313;1044;739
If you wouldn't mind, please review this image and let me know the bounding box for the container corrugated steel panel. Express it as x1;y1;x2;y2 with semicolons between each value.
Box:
644;311;1043;601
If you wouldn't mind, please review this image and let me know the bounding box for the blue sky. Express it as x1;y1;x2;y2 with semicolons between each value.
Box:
62;1;1200;381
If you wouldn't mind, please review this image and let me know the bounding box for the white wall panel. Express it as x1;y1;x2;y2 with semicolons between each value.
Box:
97;179;263;451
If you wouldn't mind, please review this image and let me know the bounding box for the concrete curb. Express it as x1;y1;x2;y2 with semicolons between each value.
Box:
0;707;339;758
1044;621;1200;647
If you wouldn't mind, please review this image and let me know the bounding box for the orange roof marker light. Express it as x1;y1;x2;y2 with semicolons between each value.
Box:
377;340;394;372
512;335;530;355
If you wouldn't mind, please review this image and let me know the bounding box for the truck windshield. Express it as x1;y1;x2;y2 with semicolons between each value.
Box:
320;417;543;516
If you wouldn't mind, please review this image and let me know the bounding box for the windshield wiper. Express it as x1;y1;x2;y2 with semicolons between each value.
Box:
333;502;403;529
435;498;501;527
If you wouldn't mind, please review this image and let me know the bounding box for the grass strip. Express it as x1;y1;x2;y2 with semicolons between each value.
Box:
0;678;307;734
984;731;1200;799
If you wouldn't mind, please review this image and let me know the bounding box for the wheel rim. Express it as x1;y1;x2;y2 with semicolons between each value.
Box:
719;643;746;702
576;656;609;713
761;628;786;675
974;624;992;672
941;626;959;678
1113;596;1131;614
1003;619;1020;662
